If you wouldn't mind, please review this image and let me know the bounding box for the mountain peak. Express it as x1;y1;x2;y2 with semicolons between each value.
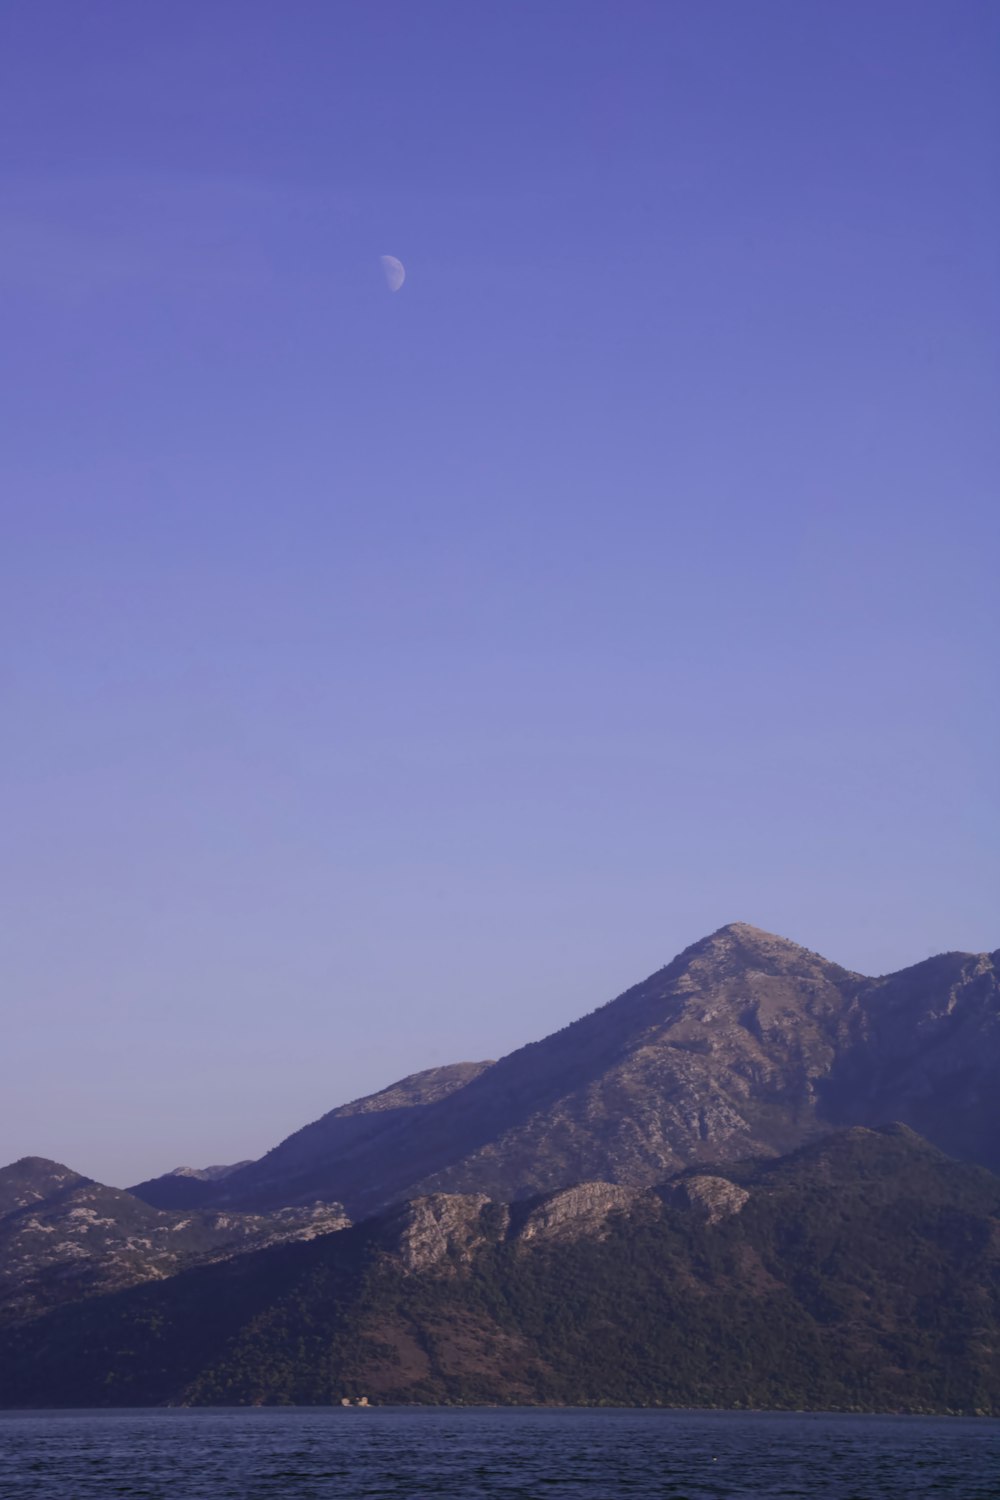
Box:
705;921;818;952
715;921;779;938
0;1157;90;1220
670;922;851;982
4;1156;76;1174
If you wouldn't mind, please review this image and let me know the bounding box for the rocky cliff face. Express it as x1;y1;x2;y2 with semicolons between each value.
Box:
514;1182;643;1243
661;1174;751;1224
379;1193;499;1272
378;1181;646;1270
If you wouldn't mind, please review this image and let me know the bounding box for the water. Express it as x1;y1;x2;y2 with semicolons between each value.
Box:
0;1407;996;1499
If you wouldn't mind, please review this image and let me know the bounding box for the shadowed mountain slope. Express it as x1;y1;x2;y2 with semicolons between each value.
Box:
129;1160;254;1211
820;947;1000;1162
4;1126;1000;1413
130;1061;494;1211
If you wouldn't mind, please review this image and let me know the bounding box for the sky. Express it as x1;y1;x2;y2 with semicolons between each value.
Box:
1;1;997;1187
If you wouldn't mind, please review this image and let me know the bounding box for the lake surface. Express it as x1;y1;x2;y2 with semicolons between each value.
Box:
0;1407;996;1499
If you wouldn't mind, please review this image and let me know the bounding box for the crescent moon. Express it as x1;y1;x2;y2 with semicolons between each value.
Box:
380;254;405;293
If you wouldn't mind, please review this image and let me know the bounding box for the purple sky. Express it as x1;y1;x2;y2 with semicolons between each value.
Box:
2;2;997;1186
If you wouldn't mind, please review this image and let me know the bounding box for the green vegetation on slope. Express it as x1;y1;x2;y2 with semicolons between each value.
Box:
2;1127;998;1414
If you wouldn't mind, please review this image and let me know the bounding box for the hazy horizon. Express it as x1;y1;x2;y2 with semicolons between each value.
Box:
2;1;997;1186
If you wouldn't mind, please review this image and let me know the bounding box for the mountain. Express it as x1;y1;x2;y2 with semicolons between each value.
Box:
4;1126;1000;1413
0;1157;87;1219
131;923;1000;1220
820;947;1000;1161
0;1157;349;1323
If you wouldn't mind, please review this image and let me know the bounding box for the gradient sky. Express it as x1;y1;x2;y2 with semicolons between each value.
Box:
2;2;997;1187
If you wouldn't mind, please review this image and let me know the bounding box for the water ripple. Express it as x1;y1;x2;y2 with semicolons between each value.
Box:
0;1407;997;1499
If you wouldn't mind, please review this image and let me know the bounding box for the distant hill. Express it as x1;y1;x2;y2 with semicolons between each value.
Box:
0;1157;348;1322
130;1062;493;1211
0;1157;87;1219
130;923;1000;1219
129;1159;254;1210
4;1126;1000;1413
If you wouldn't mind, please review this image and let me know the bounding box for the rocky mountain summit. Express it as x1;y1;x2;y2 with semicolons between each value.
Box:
131;923;1000;1220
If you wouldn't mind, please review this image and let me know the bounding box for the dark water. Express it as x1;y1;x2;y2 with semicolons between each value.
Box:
0;1407;997;1499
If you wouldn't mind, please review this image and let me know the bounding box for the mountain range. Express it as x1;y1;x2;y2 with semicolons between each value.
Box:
131;922;1000;1216
2;921;999;1410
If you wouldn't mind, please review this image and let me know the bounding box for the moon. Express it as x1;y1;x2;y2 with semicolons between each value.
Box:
380;254;405;293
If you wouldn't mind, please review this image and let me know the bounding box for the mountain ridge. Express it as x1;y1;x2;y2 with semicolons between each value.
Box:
124;923;1000;1220
8;920;997;1334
